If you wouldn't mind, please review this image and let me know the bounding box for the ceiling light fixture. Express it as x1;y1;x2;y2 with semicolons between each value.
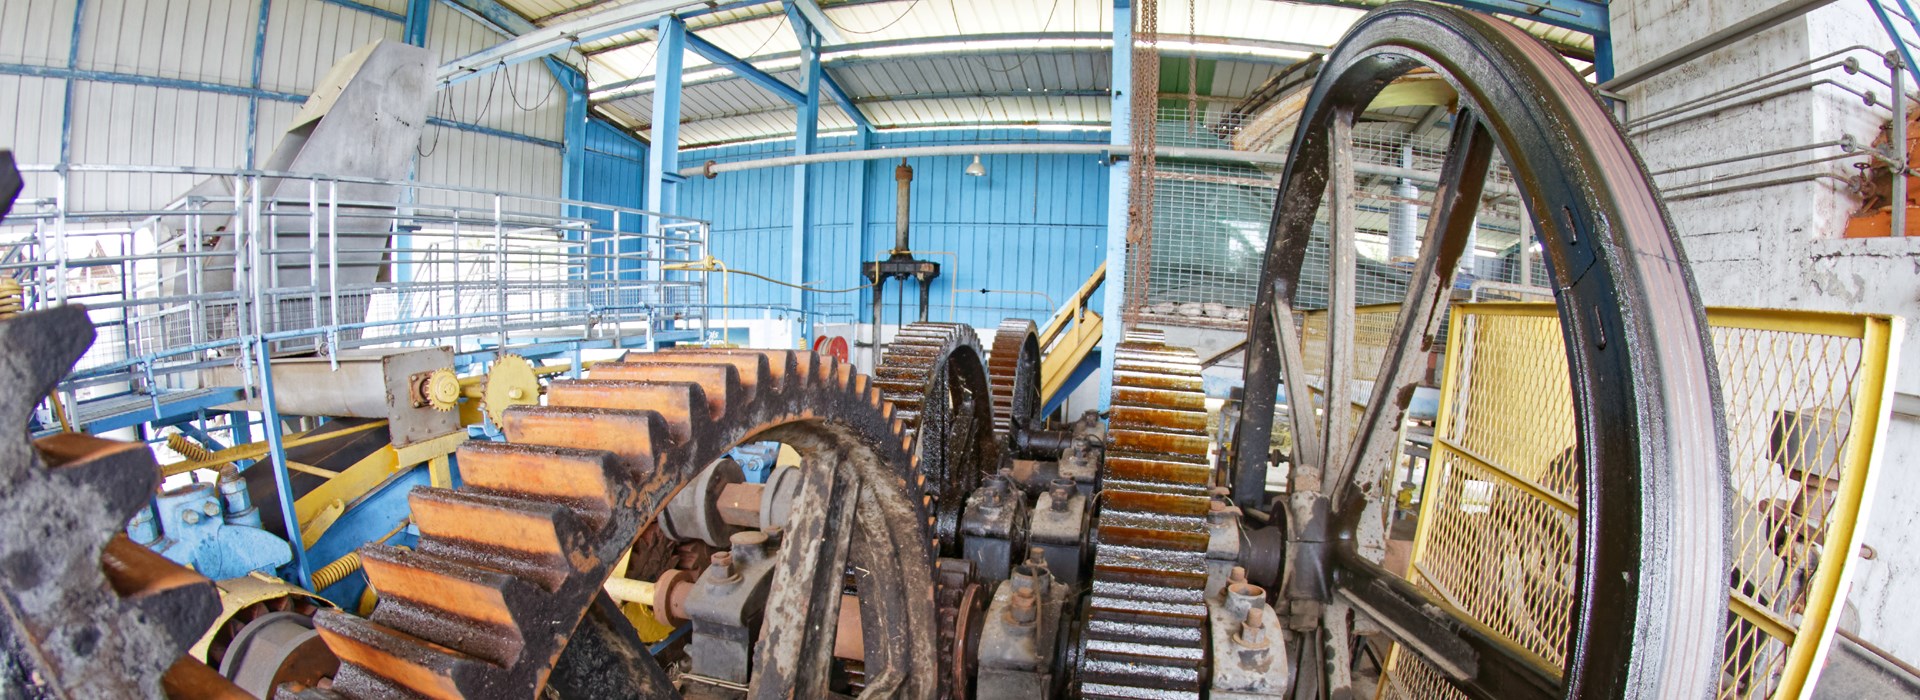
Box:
965;155;987;177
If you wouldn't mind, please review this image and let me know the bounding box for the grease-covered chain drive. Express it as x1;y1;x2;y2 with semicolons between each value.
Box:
1229;4;1727;699
985;319;1042;445
294;347;941;699
1076;333;1218;699
875;322;998;554
0;306;223;698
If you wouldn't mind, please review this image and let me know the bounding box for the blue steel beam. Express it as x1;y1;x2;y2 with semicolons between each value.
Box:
546;57;591;208
647;16;687;220
439;0;538;36
683;30;805;105
1099;0;1130;409
404;0;434;45
1438;0;1608;35
319;0;405;22
247;0;272;169
785;0;845;45
780;0;873;134
788;1;821;340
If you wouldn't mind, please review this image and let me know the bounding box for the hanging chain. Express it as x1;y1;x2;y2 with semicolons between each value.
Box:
1126;0;1160;314
1187;0;1199;135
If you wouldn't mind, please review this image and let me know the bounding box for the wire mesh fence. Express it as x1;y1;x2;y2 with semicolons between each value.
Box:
1135;104;1545;329
1379;304;1898;700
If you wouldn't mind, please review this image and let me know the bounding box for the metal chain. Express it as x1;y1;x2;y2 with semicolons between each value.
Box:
1126;0;1159;314
1187;0;1199;136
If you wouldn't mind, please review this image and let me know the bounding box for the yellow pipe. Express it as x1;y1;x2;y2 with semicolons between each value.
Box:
604;577;657;606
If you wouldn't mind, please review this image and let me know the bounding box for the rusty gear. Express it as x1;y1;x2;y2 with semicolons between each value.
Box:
1075;332;1215;699
300;348;941;699
986;319;1043;446
875;322;997;555
0;305;223;697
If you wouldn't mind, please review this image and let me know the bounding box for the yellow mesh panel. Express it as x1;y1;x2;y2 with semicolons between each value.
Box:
1378;304;1898;700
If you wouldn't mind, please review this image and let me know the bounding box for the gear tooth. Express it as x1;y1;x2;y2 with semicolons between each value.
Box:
591;361;740;422
359;545;528;666
547;379;709;445
500;406;667;479
314;610;492;700
792;350;821;384
408;488;581;590
1080;339;1216;698
658;349;782;395
455;442;619;523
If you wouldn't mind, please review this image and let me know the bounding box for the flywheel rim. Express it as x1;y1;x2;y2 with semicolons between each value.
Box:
1232;4;1727;698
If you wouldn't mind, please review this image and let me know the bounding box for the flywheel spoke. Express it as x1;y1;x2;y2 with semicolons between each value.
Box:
1330;111;1495;514
1321;107;1362;488
751;452;862;699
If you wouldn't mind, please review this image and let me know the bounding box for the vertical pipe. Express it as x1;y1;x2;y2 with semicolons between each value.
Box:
791;3;822;344
327;181;339;365
1389;144;1419;260
1892;50;1908;238
494;194;506;348
1461;216;1479;278
308;180;319;348
894;160;913;253
1519;216;1535;288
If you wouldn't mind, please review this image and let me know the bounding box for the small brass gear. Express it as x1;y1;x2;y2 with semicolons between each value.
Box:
426;368;461;412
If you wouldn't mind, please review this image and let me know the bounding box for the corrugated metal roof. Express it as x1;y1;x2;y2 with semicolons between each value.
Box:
503;0;1597;146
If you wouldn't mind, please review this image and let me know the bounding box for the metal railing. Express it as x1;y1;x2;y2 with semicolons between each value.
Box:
1;164;710;420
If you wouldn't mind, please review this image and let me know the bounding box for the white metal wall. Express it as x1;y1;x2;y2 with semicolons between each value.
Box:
0;0;563;213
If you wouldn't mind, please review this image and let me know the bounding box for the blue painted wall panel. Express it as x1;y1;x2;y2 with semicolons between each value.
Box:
580;118;648;280
681;128;1111;330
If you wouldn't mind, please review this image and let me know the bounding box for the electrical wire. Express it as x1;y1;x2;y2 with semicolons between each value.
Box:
973;0;1065;74
829;0;925;34
739;12;792;62
724;266;875;294
505;53;560;112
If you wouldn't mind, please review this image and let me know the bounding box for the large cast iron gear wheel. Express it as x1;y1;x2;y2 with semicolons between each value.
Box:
1074;331;1216;699
0;305;223;698
296;349;941;699
985;319;1042;448
874;322;997;555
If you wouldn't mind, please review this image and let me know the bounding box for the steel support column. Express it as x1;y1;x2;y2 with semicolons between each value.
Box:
789;1;823;343
547;58;590;207
1098;0;1131;408
404;0;433;46
647;16;686;221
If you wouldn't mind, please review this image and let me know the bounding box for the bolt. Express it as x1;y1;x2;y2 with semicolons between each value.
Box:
1861;544;1878;560
202;502;222;517
731;530;770;562
1008;587;1037;625
1048;478;1075;510
1230;566;1248;585
1236;607;1270;649
508;387;526;400
182;510;202;525
708;551;739;583
1027;546;1047;570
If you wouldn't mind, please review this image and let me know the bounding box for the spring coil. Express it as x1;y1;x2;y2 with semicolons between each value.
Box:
310;552;363;592
165;433;216;463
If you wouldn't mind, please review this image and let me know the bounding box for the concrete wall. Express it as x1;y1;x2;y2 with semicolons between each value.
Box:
1612;0;1920;666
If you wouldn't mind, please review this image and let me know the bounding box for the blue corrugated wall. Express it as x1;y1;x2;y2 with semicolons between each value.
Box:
679;128;1112;330
581;118;649;279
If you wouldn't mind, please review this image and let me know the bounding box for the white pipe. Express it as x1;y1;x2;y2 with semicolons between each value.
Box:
682;143;1328;178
